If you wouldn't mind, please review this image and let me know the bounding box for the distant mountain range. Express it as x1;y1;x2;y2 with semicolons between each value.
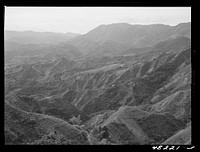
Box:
5;22;190;46
68;22;190;55
5;22;191;64
5;30;80;45
82;22;190;44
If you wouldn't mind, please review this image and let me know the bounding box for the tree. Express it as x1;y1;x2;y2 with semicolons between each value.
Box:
91;126;107;142
69;115;82;125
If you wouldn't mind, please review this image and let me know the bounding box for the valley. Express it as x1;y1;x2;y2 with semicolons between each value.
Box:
4;22;191;145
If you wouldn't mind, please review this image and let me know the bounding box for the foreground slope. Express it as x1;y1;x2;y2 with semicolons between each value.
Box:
5;101;89;145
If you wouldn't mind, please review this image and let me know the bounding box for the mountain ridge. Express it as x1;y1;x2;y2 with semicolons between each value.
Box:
4;21;191;145
68;22;190;55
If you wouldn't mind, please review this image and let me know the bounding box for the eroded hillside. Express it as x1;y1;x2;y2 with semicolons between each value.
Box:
5;44;191;145
4;22;191;145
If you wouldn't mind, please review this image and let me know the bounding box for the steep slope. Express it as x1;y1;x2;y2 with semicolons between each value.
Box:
161;124;191;145
77;47;191;145
5;91;89;123
99;107;186;144
48;57;77;74
83;22;190;45
69;22;191;55
4;102;89;145
152;36;191;53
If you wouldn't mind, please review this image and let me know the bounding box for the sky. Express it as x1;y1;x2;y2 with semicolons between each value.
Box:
5;7;191;34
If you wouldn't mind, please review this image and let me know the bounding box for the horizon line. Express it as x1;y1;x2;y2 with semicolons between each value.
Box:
4;21;191;35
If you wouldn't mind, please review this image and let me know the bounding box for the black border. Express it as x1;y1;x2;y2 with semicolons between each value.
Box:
3;0;194;7
3;0;199;151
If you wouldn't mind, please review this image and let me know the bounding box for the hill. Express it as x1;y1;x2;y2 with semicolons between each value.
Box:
68;22;191;56
5;30;80;45
4;22;191;145
5;101;89;145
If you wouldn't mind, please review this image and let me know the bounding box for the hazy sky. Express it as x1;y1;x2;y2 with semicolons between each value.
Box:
5;7;191;34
